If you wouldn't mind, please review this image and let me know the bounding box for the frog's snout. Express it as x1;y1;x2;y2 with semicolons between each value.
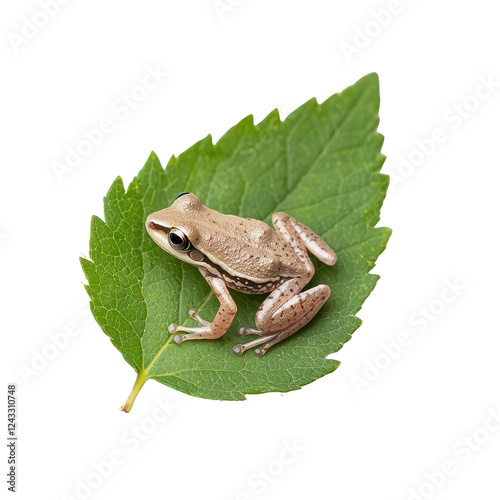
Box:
146;214;170;236
145;213;159;234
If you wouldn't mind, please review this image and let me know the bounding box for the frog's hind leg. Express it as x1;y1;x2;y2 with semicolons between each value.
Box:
255;285;330;358
233;213;336;357
233;281;331;356
254;284;330;356
273;212;337;266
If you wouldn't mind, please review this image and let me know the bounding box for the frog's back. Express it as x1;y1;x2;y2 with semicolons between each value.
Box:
192;209;304;291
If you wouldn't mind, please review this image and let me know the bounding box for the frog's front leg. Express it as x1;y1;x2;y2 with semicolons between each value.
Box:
169;268;237;344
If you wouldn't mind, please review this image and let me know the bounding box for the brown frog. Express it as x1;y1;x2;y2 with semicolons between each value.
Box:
146;192;337;356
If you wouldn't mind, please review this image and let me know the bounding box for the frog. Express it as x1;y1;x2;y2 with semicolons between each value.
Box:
145;192;337;357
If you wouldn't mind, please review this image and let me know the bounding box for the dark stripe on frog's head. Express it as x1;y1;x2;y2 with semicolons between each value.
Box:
175;191;191;201
148;221;170;236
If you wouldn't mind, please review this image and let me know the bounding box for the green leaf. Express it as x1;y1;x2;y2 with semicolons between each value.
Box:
81;73;391;410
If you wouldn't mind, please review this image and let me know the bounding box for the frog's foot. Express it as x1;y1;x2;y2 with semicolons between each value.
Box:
169;308;213;344
232;334;279;356
253;332;292;357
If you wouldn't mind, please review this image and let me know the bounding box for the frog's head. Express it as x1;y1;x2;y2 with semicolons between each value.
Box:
145;192;208;265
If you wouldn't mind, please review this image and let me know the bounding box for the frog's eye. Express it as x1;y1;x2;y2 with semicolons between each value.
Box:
168;227;191;251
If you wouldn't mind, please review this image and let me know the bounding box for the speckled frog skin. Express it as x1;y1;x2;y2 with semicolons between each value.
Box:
146;192;337;357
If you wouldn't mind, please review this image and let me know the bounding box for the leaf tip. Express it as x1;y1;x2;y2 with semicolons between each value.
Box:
355;72;380;92
79;256;92;270
105;176;125;202
143;151;164;173
148;150;160;162
378;226;393;243
365;71;380;83
90;214;105;230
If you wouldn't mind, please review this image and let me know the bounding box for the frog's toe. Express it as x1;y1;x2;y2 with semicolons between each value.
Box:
232;335;275;356
188;308;210;326
255;346;268;357
232;344;244;356
168;323;178;334
238;327;263;337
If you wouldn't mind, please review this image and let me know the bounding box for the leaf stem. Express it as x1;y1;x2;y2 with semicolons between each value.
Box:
121;370;148;413
121;290;213;412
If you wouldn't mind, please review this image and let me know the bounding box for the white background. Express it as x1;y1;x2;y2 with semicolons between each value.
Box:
1;1;499;499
